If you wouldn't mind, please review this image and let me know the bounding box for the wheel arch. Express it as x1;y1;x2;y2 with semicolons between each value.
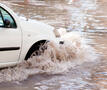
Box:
24;40;48;60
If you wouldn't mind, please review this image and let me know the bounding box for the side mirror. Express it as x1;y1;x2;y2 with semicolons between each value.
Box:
4;19;11;28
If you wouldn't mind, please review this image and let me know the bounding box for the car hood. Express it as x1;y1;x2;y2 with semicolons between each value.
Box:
19;18;54;33
19;18;56;41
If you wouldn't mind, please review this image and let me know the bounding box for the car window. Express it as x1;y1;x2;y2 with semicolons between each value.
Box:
0;7;17;28
0;11;4;27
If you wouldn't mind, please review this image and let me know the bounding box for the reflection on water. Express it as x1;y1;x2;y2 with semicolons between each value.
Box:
0;0;107;90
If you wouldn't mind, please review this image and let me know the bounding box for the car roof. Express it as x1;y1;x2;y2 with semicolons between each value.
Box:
0;3;6;8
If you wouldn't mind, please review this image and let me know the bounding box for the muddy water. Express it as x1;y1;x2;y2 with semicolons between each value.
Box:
0;0;107;90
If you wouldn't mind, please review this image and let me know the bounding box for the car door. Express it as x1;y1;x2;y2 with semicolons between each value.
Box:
0;7;21;63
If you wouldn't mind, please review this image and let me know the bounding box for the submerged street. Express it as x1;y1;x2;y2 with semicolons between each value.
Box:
0;0;107;90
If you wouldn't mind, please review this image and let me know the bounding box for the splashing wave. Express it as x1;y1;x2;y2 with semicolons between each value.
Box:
0;32;97;83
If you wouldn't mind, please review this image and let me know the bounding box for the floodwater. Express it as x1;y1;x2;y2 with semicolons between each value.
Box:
0;0;107;90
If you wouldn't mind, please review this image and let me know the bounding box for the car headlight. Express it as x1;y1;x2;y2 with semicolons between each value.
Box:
54;28;67;37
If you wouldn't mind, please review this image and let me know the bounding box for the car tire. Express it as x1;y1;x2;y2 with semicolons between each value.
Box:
25;40;48;60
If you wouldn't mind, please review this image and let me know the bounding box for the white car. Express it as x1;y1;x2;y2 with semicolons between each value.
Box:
0;3;59;68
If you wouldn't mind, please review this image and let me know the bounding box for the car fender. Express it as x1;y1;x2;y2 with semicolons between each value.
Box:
18;35;55;62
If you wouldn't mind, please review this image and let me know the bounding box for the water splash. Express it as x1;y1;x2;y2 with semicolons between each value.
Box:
0;32;97;83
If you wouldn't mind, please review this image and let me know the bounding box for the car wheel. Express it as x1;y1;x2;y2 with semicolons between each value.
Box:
30;43;47;58
24;40;48;60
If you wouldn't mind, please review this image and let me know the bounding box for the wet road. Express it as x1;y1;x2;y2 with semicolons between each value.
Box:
0;0;107;90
